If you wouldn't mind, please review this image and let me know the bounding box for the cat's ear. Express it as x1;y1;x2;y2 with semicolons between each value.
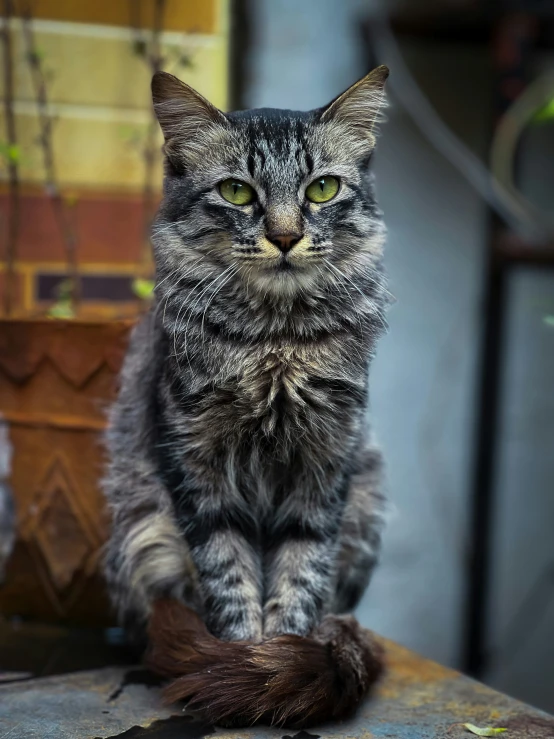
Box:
320;65;389;138
151;72;228;161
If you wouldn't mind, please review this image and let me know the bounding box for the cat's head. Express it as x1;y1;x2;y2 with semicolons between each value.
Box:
151;67;388;298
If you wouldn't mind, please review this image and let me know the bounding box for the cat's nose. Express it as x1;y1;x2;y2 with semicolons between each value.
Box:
266;230;303;253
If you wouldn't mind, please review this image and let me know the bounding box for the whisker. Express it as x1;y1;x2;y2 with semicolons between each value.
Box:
320;262;363;336
323;259;387;331
172;272;215;369
151;220;189;236
179;265;237;368
200;266;239;347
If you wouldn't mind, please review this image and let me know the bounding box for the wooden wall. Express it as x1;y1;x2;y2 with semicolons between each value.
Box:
0;0;229;316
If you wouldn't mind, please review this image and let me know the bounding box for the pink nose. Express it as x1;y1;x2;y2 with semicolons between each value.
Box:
266;231;303;253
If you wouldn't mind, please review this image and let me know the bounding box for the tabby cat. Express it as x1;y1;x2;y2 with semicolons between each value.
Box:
104;65;390;727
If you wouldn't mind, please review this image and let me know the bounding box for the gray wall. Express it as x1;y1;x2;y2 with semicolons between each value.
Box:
365;43;489;667
484;99;554;711
243;0;553;712
487;269;554;712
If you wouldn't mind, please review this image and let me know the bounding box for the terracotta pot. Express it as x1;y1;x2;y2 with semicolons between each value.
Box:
0;318;133;626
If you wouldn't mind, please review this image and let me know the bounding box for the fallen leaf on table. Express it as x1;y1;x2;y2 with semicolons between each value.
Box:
464;724;507;736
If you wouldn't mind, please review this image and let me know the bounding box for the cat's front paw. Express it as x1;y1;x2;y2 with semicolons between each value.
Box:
209;614;263;643
263;599;312;638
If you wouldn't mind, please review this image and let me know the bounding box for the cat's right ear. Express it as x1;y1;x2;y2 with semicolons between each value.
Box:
319;66;389;147
151;72;229;163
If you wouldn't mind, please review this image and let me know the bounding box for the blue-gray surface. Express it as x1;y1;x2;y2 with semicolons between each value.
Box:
0;641;552;739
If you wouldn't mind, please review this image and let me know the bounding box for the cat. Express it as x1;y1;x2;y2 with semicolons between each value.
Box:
103;65;390;727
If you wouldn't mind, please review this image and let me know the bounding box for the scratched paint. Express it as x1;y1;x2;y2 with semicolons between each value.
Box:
108;668;164;702
0;642;552;738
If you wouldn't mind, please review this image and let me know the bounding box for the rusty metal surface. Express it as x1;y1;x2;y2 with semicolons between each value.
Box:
0;638;552;739
0;666;176;739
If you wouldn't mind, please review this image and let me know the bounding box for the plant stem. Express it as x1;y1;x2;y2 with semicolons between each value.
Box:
130;0;167;273
21;2;81;312
1;0;19;316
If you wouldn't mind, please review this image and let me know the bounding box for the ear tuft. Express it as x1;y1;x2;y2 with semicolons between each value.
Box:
151;71;228;146
320;65;389;136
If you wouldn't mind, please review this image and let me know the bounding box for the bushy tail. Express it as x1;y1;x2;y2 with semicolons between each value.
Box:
146;599;384;728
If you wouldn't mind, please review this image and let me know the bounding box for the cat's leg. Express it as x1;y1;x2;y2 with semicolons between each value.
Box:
174;473;263;643
103;314;199;642
332;445;386;613
104;458;200;643
262;470;349;638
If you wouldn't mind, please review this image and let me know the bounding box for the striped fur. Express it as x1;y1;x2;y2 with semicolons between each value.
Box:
103;68;390;723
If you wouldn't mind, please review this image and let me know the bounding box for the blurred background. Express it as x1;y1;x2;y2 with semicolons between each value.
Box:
0;0;553;716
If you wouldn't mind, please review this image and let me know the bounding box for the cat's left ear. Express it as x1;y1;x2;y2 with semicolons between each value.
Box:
319;65;389;138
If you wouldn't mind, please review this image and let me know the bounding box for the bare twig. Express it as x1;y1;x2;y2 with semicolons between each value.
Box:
130;0;167;272
20;2;81;311
150;0;167;72
1;0;20;316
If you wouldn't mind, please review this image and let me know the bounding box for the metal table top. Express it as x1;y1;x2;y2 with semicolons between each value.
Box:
1;636;552;739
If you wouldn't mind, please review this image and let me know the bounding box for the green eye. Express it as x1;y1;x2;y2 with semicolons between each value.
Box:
219;178;255;205
305;175;340;203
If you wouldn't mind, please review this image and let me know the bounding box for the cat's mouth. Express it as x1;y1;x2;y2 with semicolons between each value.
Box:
276;258;294;272
252;254;312;279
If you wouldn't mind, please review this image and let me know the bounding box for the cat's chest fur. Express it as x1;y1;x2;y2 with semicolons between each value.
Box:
181;339;366;462
239;344;319;415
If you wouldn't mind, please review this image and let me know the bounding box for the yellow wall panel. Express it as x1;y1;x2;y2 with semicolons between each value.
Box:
5;25;228;110
0;3;229;190
1;112;162;190
15;0;219;35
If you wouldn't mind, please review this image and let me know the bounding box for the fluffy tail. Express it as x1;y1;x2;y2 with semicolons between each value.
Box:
146;599;384;728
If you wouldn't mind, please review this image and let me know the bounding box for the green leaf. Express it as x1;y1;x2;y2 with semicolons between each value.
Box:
27;47;46;64
464;724;507;736
534;99;554;123
7;144;20;163
132;278;155;300
47;301;75;319
132;39;148;58
544;315;554;327
54;279;74;301
178;54;194;69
